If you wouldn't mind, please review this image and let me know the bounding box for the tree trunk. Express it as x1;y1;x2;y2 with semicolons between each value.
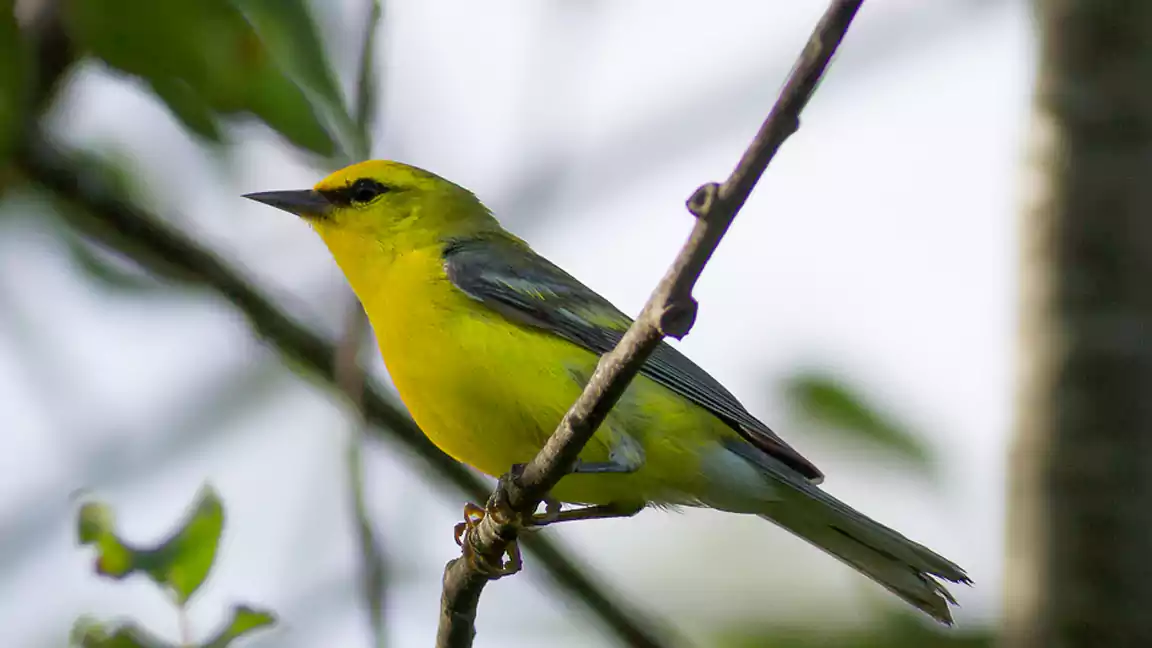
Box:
1006;2;1152;647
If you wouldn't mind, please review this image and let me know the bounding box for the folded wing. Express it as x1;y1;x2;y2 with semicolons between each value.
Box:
443;234;824;483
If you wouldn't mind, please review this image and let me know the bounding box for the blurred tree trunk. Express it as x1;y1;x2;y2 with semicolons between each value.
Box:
1006;2;1152;647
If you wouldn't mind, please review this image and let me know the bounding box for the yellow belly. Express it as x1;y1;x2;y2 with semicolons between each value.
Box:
364;247;727;506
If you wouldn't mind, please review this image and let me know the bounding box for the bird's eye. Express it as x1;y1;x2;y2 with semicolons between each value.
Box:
350;178;389;203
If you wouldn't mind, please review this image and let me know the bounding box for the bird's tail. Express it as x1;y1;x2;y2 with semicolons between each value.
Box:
725;441;970;624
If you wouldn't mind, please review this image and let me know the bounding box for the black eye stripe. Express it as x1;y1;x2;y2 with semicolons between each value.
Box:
319;178;391;206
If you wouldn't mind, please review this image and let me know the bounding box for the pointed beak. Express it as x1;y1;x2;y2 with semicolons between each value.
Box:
243;189;331;218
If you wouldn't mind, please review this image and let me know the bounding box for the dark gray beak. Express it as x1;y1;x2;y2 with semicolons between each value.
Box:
243;190;331;217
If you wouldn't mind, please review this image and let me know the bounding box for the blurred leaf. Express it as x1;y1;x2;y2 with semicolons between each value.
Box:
786;372;932;471
243;67;339;158
77;501;113;544
64;0;335;155
353;0;383;159
71;617;176;648
718;610;995;648
0;0;28;165
232;0;356;156
77;501;135;577
71;607;273;648
77;486;225;604
232;0;341;104
147;78;222;142
61;147;142;199
63;0;244;106
142;485;225;604
66;233;166;293
201;605;277;648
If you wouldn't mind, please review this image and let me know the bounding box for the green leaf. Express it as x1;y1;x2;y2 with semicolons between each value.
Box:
64;1;238;101
0;0;28;165
785;372;933;471
77;501;115;545
201;605;277;648
76;486;226;604
71;606;275;648
230;0;343;106
147;78;222;142
232;0;357;158
66;233;166;294
76;501;135;578
71;617;177;648
64;0;335;155
138;485;226;604
353;1;383;159
244;66;339;157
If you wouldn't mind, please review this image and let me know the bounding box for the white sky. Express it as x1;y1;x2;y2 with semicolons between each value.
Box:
0;1;1031;646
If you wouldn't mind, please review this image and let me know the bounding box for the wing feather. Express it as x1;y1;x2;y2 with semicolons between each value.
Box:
443;235;824;483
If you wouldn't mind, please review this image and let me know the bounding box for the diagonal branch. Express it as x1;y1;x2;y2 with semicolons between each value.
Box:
335;305;389;648
436;1;865;646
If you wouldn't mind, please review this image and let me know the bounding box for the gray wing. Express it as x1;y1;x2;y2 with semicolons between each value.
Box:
443;235;824;483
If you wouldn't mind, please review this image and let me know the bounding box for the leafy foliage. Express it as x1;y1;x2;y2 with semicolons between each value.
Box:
232;0;362;159
78;485;224;603
72;617;176;648
63;0;335;155
353;0;383;158
201;606;277;648
74;487;275;647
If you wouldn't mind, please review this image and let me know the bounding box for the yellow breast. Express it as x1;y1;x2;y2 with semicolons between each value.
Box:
364;247;599;477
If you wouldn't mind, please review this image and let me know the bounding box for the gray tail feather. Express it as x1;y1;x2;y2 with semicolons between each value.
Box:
726;440;971;624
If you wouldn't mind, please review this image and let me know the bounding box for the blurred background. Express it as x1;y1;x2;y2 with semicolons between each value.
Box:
7;0;1136;646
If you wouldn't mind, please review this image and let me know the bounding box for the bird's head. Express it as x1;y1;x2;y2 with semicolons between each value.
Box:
245;160;497;258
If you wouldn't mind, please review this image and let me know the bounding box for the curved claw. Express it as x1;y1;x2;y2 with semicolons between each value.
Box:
454;500;523;578
454;502;486;547
528;497;563;526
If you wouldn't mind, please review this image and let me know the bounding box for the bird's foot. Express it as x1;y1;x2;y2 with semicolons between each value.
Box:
453;482;525;578
452;502;486;549
527;501;646;527
531;497;563;526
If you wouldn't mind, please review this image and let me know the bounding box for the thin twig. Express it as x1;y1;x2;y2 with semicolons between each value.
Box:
336;304;389;648
436;2;864;647
177;605;192;647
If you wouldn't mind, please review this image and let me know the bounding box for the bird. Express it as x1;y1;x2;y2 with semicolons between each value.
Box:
244;159;970;624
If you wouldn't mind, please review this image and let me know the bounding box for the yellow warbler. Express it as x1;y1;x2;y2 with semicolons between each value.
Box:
245;160;969;623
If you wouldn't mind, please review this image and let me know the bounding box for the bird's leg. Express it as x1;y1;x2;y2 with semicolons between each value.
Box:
529;501;645;527
453;503;522;577
452;468;527;578
532;496;563;525
570;431;645;474
457;435;644;571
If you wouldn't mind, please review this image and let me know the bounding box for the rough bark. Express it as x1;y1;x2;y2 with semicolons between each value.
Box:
1007;2;1152;646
